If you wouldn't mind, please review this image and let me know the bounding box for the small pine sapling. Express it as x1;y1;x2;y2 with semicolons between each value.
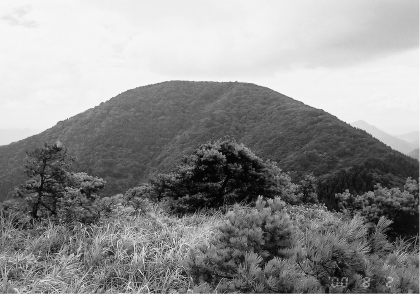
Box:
187;196;307;293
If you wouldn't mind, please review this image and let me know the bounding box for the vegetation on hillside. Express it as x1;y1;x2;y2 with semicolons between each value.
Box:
2;143;110;225
0;81;418;202
318;155;419;210
408;148;419;160
335;178;419;238
1;196;418;293
145;138;300;213
1;140;418;293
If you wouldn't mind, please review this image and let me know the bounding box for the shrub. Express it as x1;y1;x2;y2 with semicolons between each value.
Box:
149;138;299;214
13;143;106;224
57;173;106;224
186;196;311;293
14;142;75;220
123;184;154;214
336;178;419;238
0;199;32;229
296;173;319;204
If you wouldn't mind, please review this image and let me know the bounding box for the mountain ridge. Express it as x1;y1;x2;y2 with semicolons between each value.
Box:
396;131;419;149
350;120;416;154
407;148;419;160
0;81;418;201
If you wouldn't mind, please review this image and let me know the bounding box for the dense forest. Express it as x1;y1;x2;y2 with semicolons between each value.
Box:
0;81;417;203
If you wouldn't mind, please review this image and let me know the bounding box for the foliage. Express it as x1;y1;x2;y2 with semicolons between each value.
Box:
187;197;419;293
0;193;418;293
0;199;32;229
0;201;223;293
318;156;419;210
1;81;418;201
57;172;106;224
186;196;309;293
122;184;155;214
13;142;75;219
335;177;419;238
297;214;419;293
148;138;298;213
12;143;106;224
295;173;319;204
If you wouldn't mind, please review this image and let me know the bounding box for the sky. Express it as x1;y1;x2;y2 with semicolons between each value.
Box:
0;0;418;138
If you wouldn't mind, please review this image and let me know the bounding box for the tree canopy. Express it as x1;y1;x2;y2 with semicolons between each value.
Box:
13;142;106;223
147;138;297;213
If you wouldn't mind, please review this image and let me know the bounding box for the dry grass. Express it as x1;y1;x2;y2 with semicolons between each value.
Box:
0;202;418;293
0;205;223;293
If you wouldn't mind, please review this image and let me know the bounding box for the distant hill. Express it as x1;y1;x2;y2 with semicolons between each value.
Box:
407;148;419;160
350;120;416;154
396;131;419;148
0;81;418;202
0;128;41;146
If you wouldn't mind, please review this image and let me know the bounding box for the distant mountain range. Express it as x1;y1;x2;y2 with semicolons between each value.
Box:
397;131;419;160
0;81;418;202
407;148;419;160
0;128;42;146
396;131;419;148
350;120;419;158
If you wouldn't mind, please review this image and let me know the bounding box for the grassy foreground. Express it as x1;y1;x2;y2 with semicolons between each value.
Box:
1;205;224;293
1;203;418;293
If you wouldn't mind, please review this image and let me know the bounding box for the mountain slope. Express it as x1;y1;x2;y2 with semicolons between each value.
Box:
396;131;419;147
0;81;418;201
407;148;419;160
350;120;416;154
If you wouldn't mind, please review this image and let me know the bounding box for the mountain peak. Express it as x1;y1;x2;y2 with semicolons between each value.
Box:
0;82;417;200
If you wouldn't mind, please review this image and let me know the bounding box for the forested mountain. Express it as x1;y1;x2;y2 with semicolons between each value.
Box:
0;81;418;201
408;148;419;160
350;120;416;154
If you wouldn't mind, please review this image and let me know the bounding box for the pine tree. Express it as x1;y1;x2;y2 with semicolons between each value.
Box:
149;138;297;213
14;142;75;219
14;142;106;224
186;196;310;293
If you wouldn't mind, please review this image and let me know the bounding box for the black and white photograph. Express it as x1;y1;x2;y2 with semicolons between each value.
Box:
0;1;418;293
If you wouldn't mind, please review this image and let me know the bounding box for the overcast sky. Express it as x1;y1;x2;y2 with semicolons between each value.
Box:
0;0;418;136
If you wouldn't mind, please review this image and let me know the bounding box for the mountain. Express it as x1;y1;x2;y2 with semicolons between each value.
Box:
0;81;418;202
350;120;416;154
396;131;419;148
0;128;42;146
407;148;419;160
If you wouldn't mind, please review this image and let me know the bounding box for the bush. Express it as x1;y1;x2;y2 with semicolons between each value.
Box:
13;143;106;225
57;173;106;224
123;184;155;214
149;138;299;214
0;199;32;229
186;196;311;293
336;177;419;238
1;193;418;293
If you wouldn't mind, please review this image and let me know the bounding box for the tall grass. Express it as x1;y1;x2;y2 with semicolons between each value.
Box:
1;202;418;293
0;205;223;293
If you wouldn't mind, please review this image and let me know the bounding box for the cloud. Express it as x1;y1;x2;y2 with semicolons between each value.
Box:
0;0;417;132
1;6;38;28
294;0;419;68
111;0;418;76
